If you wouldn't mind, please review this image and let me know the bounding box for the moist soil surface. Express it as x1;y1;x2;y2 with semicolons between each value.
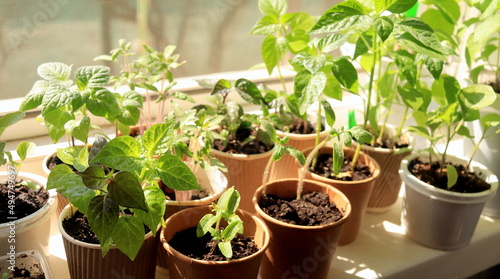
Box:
311;153;372;181
213;128;272;155
259;191;344;226
281;117;318;135
0;180;49;224
62;210;150;244
364;127;410;149
168;226;259;261
408;158;491;193
9;252;46;279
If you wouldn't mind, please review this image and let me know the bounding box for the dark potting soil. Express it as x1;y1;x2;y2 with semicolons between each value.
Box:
9;252;46;279
46;155;76;172
311;153;372;181
259;191;344;226
62;210;151;244
408;158;491;193
213;127;273;155
168;226;259;261
0;180;49;224
159;181;210;201
281;117;318;135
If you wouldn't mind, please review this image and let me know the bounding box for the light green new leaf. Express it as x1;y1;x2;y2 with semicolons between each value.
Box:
249;15;280;35
16;142;36;162
19;80;49;111
473;14;500;46
86;88;121;118
259;0;287;17
481;113;500;130
296;71;327;115
157;154;201;191
218;241;233;259
41;83;81;116
37;62;71;81
110;216;145;261
0;111;25;136
446;164;458;189
331;58;358;92
134;186;166;235
374;16;394;42
142;121;176;155
460;84;497;110
91;136;143;172
197;214;218;237
75;66;110;90
87;195;119;249
43;109;74;143
262;35;287;75
64;116;90;144
108;172;148;211
56;146;82;165
431;74;460;106
218;186;240;217
332;141;344;175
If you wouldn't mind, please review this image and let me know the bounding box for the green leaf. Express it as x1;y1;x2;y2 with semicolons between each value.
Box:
295;71;327;115
48;164;95;214
235;79;264;105
481;113;500;130
397;18;449;60
423;56;443;80
64;116;90;143
157;154;201;191
317;33;350;53
217;186;240;217
222;219;243;242
331;58;358;92
374;16;394;42
332;141;344;175
75;66;110;89
259;0;287;17
0;111;25;136
323;74;343;100
473;14;500;46
77;166;106;190
249;15;280;35
218;241;233;259
41;83;81;116
56;146;81;165
460;84;497;110
272;145;284;161
91;136;143;172
110;216;145;261
397;85;424;111
87;195;119;247
43;109;74;143
349;126;372;145
385;0;418;14
431;74;460;106
310;1;367;34
284;145;306;165
19;80;49;111
108;172;148;211
37;62;71;81
397;33;447;61
87;88;121;118
446;164;458;189
456;125;471;138
211;79;233;96
142;122;176;155
16;141;36;162
262;35;287;75
320;98;336;127
197;214;218;237
134;186;166;235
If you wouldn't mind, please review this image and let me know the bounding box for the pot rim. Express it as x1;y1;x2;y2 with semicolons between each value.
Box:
354;123;415;154
160;204;270;264
210;146;275;160
253;178;352;230
58;204;154;250
0;172;57;229
300;146;381;185
399;153;499;203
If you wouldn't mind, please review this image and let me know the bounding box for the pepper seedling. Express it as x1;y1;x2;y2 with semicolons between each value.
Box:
196;186;243;260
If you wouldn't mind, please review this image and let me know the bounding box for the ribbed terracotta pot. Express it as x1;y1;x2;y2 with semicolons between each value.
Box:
0;172;57;257
160;205;270;279
356;123;413;213
58;205;157;279
301;147;379;245
399;153;498;250
157;168;228;271
211;148;273;213
253;178;351;279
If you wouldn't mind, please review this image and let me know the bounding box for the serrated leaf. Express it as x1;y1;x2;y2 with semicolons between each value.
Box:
108;172;148;211
77;166;106;190
87;195;119;247
91;136;143;172
110;216;145;260
37;62;71;81
134;186;166;235
157;154;201;191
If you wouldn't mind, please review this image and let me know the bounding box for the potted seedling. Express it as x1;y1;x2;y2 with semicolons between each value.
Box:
249;0;332;180
308;0;452;212
400;74;498;250
160;187;270;279
48;113;204;279
195;78;276;212
95;39;191;136
0;111;57;258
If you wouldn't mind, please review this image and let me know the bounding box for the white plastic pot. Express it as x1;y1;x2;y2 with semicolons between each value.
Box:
0;249;54;279
399;153;498;250
0;172;57;257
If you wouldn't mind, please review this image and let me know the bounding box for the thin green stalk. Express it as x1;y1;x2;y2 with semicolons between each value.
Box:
466;134;485;171
364;26;379;131
351;143;362;171
297;137;330;200
393;106;409;144
311;102;323;169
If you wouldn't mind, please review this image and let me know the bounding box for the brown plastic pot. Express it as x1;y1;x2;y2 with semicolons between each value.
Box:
59;205;157;279
253;178;351;279
211;148;273;213
301;147;379;245
160;205;270;279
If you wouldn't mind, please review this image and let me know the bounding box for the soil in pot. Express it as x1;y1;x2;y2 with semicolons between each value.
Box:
408;158;491;193
0;181;49;223
280;117;320;135
159;181;210;201
213;128;273;155
363;127;410;149
311;153;373;181
259;191;344;226
2;253;47;279
168;226;259;261
62;210;150;244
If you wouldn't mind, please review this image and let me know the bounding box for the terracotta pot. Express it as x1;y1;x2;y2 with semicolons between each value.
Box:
270;115;328;181
160;205;270;279
0;172;57;257
157;168;228;270
301;147;379;245
253;178;351;279
59;205;158;279
399;153;498;250
357;123;413;213
211;148;273;213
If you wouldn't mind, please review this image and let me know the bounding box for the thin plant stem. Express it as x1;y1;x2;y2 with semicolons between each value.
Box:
311;102;323;170
297;137;330;200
